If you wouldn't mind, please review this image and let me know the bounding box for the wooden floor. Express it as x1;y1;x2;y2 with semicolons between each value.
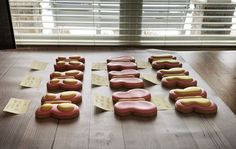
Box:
0;47;236;149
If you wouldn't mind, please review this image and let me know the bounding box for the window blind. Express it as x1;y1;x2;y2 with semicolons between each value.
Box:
9;0;236;46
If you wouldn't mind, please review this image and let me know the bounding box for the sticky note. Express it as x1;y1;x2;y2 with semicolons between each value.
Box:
91;73;109;86
136;60;152;69
141;73;160;85
20;75;42;88
92;62;107;70
3;98;31;114
30;60;48;70
151;96;174;110
92;93;113;111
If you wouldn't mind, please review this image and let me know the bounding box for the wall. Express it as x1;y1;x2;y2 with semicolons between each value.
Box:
0;0;15;49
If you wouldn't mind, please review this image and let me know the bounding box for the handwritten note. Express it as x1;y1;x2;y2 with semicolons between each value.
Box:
3;98;31;114
92;62;107;70
91;73;109;86
141;73;160;85
30;60;48;70
20;75;42;88
136;60;152;69
92;93;113;111
151;96;174;110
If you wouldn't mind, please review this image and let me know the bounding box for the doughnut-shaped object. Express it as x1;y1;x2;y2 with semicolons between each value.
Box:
114;101;157;117
41;91;82;104
47;78;82;91
152;59;182;70
107;62;137;71
157;67;189;79
50;70;83;80
56;55;85;63
161;76;197;88
54;60;85;71
107;56;135;63
175;97;217;114
112;89;151;102
108;69;140;80
110;78;144;89
36;103;80;119
148;54;176;63
169;87;207;102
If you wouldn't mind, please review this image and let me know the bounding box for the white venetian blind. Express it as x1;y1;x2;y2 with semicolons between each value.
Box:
9;0;120;45
141;0;236;45
9;0;236;46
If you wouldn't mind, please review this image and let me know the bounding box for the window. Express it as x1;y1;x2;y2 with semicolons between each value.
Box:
9;0;236;46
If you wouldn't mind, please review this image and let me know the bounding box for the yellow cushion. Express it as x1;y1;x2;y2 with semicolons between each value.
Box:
69;55;81;59
174;87;202;95
156;59;179;63
44;100;71;104
165;76;193;81
69;61;81;65
160;67;184;73
57;103;74;112
50;79;60;84
60;91;77;99
52;72;62;77
63;78;77;85
163;73;186;77
57;61;65;65
65;70;80;76
41;104;53;111
180;98;211;106
152;54;172;58
58;56;66;60
112;75;135;78
45;93;57;100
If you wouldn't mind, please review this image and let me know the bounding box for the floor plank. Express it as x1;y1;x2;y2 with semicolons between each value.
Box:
0;51;58;149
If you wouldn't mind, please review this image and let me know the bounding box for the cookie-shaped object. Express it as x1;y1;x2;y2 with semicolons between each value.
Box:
110;78;144;89
41;91;82;104
108;69;140;80
112;89;151;102
56;55;85;63
107;56;135;63
114;101;157;117
175;97;217;114
107;62;137;71
157;67;189;79
169;87;207;102
54;60;85;71
161;76;197;88
50;70;83;80
36;103;80;119
47;78;82;91
152;59;182;70
149;54;176;63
